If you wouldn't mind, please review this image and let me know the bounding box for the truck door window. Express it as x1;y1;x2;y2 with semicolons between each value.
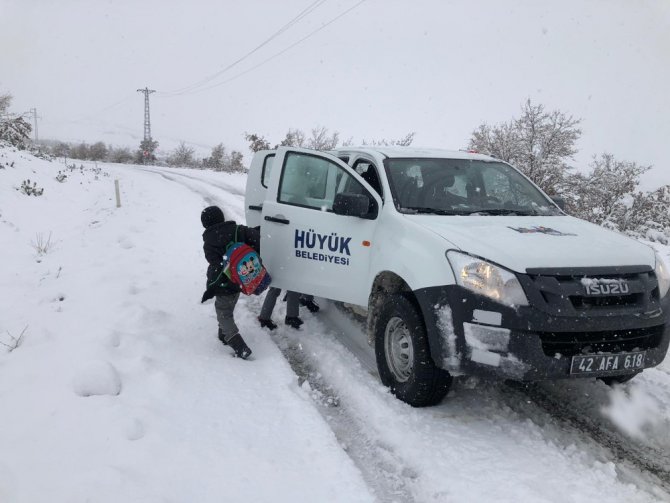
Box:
261;154;275;188
279;152;373;212
353;160;383;198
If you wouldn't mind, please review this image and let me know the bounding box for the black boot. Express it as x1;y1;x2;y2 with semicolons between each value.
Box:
227;333;252;359
218;328;228;345
258;318;278;330
285;316;304;329
300;297;320;313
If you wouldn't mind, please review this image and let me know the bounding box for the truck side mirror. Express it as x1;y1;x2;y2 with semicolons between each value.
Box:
550;196;566;211
333;193;370;218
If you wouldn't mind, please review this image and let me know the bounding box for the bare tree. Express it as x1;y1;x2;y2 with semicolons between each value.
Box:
306;126;339;150
277;128;306;148
362;132;416;147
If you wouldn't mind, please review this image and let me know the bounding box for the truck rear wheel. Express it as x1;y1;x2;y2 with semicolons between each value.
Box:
375;293;452;407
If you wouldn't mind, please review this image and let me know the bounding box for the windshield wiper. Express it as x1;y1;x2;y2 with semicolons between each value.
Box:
402;206;467;215
458;208;539;216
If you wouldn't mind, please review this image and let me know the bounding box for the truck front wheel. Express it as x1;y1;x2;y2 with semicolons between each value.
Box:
375;293;452;407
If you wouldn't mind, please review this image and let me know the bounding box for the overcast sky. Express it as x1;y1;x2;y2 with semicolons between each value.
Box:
1;0;668;184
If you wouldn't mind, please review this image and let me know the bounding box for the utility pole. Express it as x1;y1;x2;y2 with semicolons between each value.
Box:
136;87;156;163
29;107;40;143
136;87;155;141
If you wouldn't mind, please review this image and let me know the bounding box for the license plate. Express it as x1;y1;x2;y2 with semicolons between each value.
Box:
570;351;646;375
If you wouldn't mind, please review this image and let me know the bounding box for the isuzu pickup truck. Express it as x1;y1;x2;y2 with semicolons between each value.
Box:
245;146;670;406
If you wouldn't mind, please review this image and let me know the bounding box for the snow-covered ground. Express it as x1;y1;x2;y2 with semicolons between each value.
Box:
1;146;669;502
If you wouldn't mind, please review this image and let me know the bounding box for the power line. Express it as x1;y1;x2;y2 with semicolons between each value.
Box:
181;0;368;96
69;93;136;123
160;0;328;97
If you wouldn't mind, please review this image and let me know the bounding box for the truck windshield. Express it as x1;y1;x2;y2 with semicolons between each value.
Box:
384;158;562;216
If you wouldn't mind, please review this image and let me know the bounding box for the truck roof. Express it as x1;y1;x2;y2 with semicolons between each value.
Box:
332;146;496;161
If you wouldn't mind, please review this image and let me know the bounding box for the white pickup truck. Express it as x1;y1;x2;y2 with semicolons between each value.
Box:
245;146;670;406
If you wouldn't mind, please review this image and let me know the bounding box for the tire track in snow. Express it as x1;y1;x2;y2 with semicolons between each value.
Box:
329;300;670;496
272;330;417;503
137;168;246;222
501;381;670;494
138;166;245;197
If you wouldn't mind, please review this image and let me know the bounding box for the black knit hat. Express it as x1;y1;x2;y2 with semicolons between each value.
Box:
201;206;225;228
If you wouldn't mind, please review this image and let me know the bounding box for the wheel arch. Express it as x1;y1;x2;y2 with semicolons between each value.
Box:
366;270;413;344
366;270;453;371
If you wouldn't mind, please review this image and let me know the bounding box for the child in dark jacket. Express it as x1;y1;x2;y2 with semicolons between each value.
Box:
200;205;260;359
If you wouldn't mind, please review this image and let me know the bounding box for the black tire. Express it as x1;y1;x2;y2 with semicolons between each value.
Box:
374;293;452;407
599;372;639;386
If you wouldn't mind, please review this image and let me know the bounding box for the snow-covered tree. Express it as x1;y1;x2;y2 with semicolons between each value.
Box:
0;117;32;150
277;128;306;148
71;143;91;160
0;93;11;115
109;146;133;164
136;138;159;164
619;185;670;242
89;142;108;161
469;99;581;194
51;142;71;159
561;153;669;241
562;153;649;226
0;93;32;150
245;133;271;153
168;142;196;168
204;143;225;171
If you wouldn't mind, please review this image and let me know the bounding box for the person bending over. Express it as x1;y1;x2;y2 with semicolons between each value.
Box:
200;205;260;359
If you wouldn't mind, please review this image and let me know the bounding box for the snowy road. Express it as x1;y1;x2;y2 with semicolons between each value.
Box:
2;151;669;502
147;163;670;502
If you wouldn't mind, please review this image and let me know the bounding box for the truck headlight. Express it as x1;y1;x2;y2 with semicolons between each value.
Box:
655;251;670;299
447;251;529;307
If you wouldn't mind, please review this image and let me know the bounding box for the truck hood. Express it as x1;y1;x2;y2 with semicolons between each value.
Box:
410;215;655;273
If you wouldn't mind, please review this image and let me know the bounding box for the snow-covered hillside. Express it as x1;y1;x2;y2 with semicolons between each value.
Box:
1;146;669;502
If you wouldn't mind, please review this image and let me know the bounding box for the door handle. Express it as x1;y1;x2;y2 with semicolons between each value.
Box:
248;205;263;211
265;215;290;225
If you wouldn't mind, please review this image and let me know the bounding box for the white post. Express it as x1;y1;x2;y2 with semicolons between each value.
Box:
114;179;121;208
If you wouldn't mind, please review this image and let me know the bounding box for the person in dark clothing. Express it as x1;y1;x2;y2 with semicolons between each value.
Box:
299;294;320;313
200;205;260;359
258;288;302;329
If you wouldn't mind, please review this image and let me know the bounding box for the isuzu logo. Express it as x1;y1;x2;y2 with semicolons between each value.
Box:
584;281;630;296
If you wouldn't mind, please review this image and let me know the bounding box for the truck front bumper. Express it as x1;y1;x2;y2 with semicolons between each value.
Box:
415;285;670;381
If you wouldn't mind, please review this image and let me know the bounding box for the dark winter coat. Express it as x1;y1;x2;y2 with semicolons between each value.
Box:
201;221;261;302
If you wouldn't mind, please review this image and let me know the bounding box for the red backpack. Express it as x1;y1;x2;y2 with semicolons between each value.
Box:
221;227;271;295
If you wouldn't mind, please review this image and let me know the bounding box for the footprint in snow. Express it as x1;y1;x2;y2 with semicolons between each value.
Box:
106;331;122;348
117;236;134;249
72;360;122;397
125;418;145;441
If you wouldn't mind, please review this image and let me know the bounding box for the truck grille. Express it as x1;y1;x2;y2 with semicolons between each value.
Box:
569;293;642;310
538;325;665;357
521;266;659;317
